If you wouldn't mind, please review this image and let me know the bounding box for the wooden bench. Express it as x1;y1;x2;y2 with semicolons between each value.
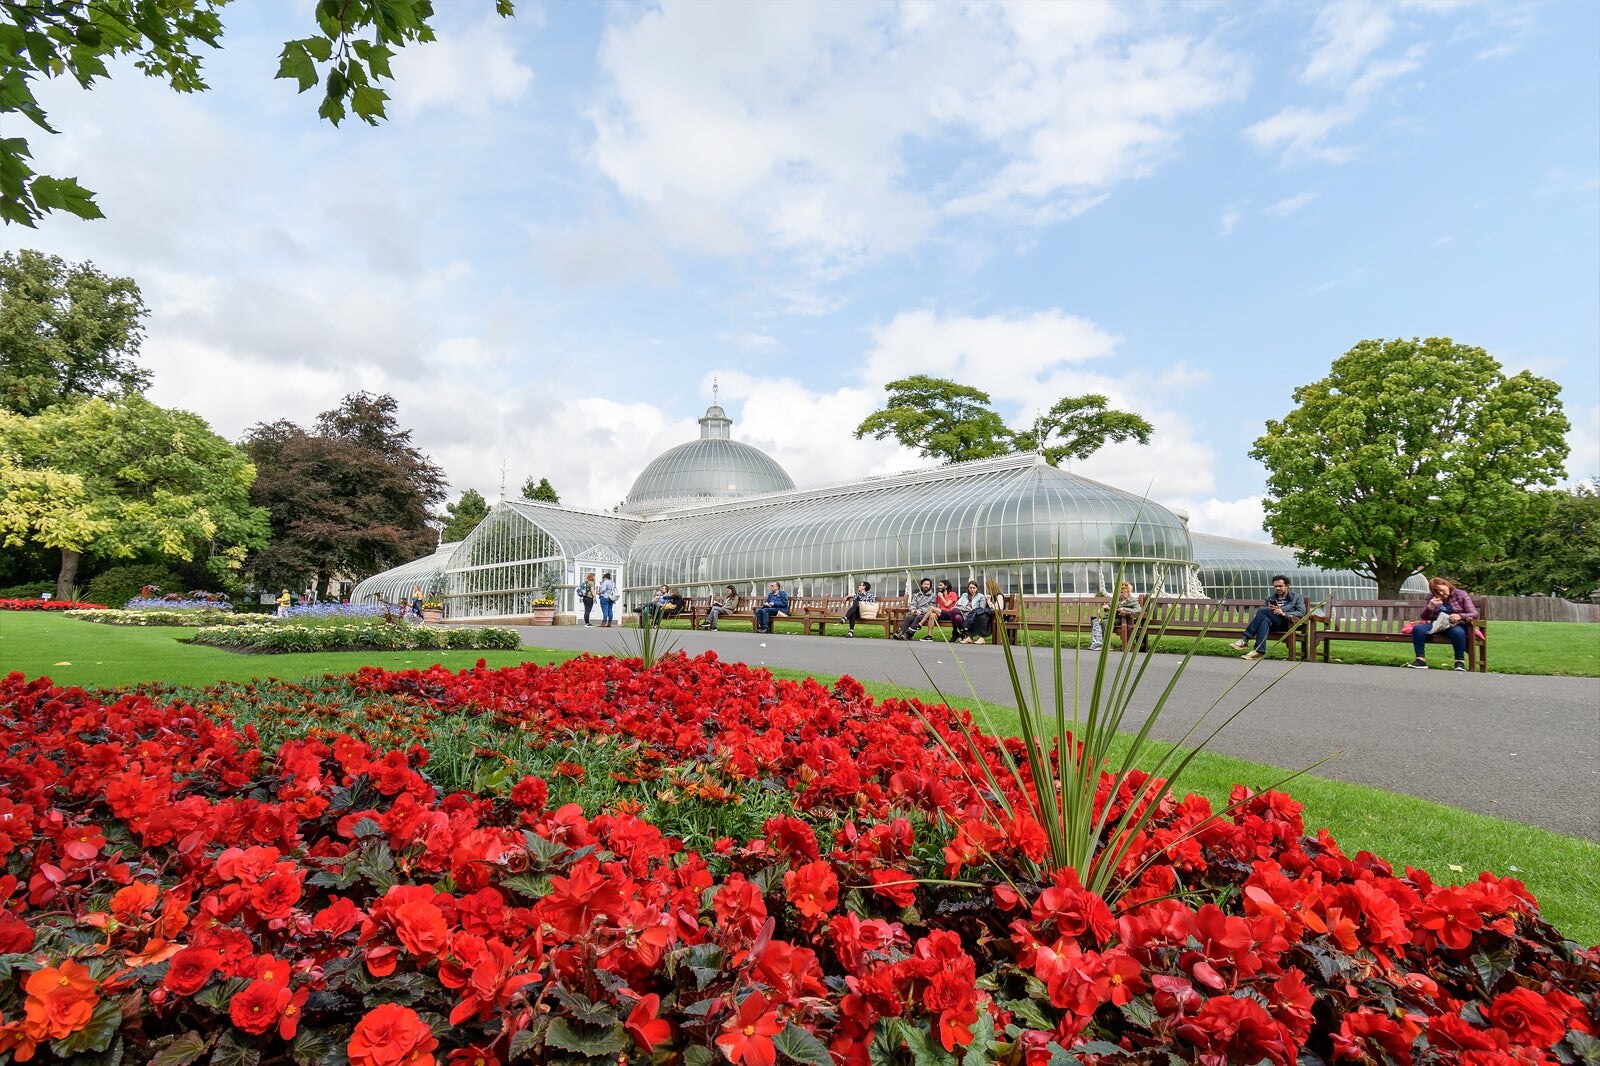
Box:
1145;598;1316;661
1311;598;1488;672
799;596;909;638
994;596;1316;660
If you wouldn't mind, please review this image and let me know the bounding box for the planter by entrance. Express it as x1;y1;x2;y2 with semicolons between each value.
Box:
421;608;443;623
530;604;557;626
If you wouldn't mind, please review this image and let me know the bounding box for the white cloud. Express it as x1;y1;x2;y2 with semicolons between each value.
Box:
1178;497;1270;542
715;331;781;352
535;220;676;288
1243;105;1356;164
586;3;1246;274
1263;190;1320;217
1302;2;1395;87
389;17;536;119
1219;206;1242;236
1562;405;1599;486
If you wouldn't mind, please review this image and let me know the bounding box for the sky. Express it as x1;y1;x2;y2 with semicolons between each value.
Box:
10;0;1598;541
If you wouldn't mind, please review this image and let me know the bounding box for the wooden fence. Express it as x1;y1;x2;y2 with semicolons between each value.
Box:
1478;595;1600;623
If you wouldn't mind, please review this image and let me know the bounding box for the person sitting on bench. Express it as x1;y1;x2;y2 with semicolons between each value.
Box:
701;585;740;630
1230;575;1305;660
753;581;789;633
894;578;936;640
1407;576;1478;671
842;581;876;637
639;585;682;627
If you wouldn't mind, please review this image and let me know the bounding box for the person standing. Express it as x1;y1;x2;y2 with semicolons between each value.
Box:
276;588;291;618
410;584;424;621
1229;575;1306;660
578;572;597;627
596;572;617;628
754;581;789;633
1407;576;1479;671
842;581;875;637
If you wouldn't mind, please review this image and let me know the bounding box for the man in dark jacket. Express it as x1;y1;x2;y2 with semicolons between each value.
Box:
1230;575;1307;660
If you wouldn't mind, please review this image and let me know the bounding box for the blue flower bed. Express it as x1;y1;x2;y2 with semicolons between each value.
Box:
124;597;234;611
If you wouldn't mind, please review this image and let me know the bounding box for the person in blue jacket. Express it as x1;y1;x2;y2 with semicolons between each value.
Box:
754;581;789;633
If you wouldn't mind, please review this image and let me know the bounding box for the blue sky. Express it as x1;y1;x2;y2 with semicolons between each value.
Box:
13;0;1598;540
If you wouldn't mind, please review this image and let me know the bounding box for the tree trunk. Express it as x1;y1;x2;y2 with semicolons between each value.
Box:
1373;564;1416;600
57;548;81;602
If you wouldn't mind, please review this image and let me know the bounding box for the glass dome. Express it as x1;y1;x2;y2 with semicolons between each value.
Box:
620;403;795;515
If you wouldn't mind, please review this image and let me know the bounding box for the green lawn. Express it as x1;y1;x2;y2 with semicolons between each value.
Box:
4;611;1596;944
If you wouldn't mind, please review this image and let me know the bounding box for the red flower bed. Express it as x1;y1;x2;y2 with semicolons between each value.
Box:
0;599;106;611
0;656;1595;1065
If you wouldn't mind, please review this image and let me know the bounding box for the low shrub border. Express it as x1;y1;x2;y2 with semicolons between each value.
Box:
0;656;1593;1065
188;619;521;653
67;608;239;626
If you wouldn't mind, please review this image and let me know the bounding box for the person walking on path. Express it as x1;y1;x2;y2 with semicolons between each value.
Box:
1407;576;1479;672
1230;575;1305;660
596;572;617;628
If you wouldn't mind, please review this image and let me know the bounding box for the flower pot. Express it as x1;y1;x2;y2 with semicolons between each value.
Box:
422;608;443;623
530;604;556;626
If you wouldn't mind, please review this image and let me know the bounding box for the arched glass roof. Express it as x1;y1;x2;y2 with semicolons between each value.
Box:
625;453;1192;598
349;541;458;608
1191;532;1428;604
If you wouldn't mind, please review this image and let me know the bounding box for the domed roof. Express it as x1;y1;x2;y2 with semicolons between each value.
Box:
621;402;795;516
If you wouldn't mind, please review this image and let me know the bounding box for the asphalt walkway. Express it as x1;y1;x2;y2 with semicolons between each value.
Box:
509;624;1600;842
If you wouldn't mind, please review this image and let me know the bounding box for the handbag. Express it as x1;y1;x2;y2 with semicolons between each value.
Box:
859;601;880;619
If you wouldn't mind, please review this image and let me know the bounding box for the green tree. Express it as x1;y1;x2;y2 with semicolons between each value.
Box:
1012;393;1154;465
0;396;269;598
1;0;516;226
441;487;490;542
854;375;1016;464
0;250;151;415
855;375;1152;466
242;392;446;595
1250;337;1570;598
1453;482;1600;599
521;476;559;504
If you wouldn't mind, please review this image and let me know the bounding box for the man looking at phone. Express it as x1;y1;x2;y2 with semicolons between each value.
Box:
1230;575;1305;660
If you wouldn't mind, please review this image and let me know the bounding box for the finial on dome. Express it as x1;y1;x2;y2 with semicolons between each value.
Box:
713;378;719;406
698;387;732;440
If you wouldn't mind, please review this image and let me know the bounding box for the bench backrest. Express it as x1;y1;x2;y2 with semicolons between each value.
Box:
1323;597;1486;634
1010;596;1110;625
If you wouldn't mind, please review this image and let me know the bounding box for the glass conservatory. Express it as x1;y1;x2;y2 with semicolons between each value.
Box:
352;400;1404;620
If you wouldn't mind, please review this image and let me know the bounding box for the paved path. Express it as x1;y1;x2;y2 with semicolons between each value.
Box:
510;624;1600;842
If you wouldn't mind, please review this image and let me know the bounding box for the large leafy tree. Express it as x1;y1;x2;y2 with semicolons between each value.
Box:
521;476;559;504
243;392;446;594
1;0;515;226
0;250;150;415
441;488;490;542
0;396;269;598
1453;481;1599;598
1250;337;1570;598
855;375;1151;466
1012;394;1153;465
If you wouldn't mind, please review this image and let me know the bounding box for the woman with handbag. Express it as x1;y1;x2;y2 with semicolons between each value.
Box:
953;580;990;643
842;581;876;637
578;572;597;627
596;572;617;628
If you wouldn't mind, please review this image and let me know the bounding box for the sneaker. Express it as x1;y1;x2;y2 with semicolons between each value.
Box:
1430;614;1452;634
1229;639;1248;650
1242;650;1263;660
920;635;932;641
972;637;985;645
845;631;854;638
1404;659;1429;669
584;623;594;628
1453;661;1466;672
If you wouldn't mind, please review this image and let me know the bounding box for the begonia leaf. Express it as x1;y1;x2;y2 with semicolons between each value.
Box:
207;1030;260;1066
774;1023;833;1066
149;1031;210;1066
1469;944;1517;991
682;1047;715;1066
542;1017;629;1055
289;1027;337;1066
